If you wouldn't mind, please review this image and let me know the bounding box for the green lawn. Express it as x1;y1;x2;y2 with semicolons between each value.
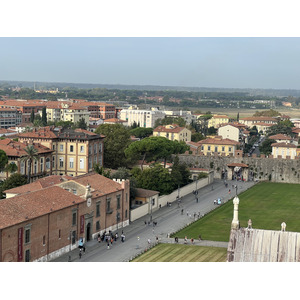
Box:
131;243;227;262
173;182;300;242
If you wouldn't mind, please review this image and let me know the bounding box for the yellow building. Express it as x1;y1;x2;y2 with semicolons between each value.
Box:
18;126;104;177
153;124;191;142
271;142;297;159
207;115;229;128
197;137;239;156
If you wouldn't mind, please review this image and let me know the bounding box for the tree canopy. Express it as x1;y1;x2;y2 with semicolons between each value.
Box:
124;136;189;169
95;124;132;169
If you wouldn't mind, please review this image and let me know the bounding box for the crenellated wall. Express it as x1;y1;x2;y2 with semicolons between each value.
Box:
178;154;300;184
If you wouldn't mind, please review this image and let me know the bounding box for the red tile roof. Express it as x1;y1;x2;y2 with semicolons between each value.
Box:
271;142;297;148
198;137;239;146
154;124;186;133
268;134;292;140
4;175;72;195
0;186;84;229
0;138;52;157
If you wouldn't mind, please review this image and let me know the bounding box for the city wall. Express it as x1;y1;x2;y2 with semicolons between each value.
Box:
178;154;300;184
130;171;214;222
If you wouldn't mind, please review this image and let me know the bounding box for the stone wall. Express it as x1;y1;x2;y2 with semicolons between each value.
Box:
178;154;300;184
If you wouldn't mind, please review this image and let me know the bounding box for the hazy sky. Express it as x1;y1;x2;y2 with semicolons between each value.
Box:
1;37;300;90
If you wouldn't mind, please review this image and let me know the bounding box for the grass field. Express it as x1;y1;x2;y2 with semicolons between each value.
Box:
173;182;300;242
131;244;227;262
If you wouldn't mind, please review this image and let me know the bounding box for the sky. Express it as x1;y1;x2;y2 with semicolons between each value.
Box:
2;37;300;90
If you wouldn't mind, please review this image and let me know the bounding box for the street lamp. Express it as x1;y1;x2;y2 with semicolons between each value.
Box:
150;198;154;222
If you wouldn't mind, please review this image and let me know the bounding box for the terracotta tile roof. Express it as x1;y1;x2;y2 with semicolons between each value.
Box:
198;138;239;146
135;188;159;198
271;142;297;148
227;163;249;168
212;115;229;119
186;141;201;148
268;134;292;140
0;138;52;157
0;186;84;229
154;124;186;133
71;172;124;197
103;118;126;123
254;122;274;126
0;128;16;134
4;175;72;195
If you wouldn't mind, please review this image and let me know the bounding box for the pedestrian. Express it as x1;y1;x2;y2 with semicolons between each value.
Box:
121;234;125;242
144;220;147;225
97;234;101;243
181;208;184;215
107;243;110;250
115;233;118;241
186;210;189;216
156;236;159;242
110;237;113;245
79;248;82;259
191;238;194;244
199;234;202;241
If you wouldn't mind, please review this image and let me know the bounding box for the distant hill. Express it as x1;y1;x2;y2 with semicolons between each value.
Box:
1;80;300;97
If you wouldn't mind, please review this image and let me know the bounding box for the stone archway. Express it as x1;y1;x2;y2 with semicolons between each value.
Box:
227;163;249;181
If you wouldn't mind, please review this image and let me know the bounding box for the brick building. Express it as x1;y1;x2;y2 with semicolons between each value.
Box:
0;172;130;262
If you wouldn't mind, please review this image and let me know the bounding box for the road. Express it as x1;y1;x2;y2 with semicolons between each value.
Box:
52;179;257;262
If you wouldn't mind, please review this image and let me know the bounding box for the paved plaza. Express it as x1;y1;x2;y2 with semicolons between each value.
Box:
52;179;257;262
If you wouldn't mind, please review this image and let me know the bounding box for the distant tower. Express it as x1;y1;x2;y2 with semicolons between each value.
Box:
231;196;240;229
34;82;36;91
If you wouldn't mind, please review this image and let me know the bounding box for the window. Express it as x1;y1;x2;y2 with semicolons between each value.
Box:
25;249;30;262
88;157;92;169
58;229;61;239
40;158;44;172
52;156;55;168
72;210;77;226
94;143;97;154
25;227;31;244
229;147;232;152
60;144;63;152
59;157;64;167
96;221;100;230
208;146;211;151
52;145;55;150
70;145;74;152
43;235;46;246
106;198;111;213
72;189;77;195
201;146;204;151
214;146;218;152
117;194;121;209
20;161;25;174
125;209;128;219
80;145;84;153
34;160;37;174
69;158;74;168
96;201;100;217
71;231;76;245
222;146;225;152
79;159;84;169
46;157;50;169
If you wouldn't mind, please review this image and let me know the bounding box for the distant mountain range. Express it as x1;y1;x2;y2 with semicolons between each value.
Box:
1;80;300;97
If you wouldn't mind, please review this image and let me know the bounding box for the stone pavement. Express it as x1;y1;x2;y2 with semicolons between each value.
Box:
52;179;256;262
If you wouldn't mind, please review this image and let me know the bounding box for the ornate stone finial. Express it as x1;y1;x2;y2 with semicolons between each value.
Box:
247;219;252;229
281;222;286;232
85;183;91;200
231;196;240;230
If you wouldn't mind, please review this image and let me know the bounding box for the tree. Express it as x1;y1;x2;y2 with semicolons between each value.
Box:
93;163;111;178
170;156;191;189
259;139;276;155
30;109;35;123
5;162;18;175
129;127;153;139
0;149;8;171
21;145;39;183
154;116;186;128
134;164;173;195
253;109;280;117
95;124;131;169
75;118;88;130
191;132;205;142
125;136;189;169
0;173;27;198
267;121;294;137
42;107;47;126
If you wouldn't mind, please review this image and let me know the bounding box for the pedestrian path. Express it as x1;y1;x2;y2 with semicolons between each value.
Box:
159;237;228;248
52;179;256;262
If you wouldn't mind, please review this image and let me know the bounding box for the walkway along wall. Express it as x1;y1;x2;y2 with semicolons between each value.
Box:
130;171;214;222
177;153;300;184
